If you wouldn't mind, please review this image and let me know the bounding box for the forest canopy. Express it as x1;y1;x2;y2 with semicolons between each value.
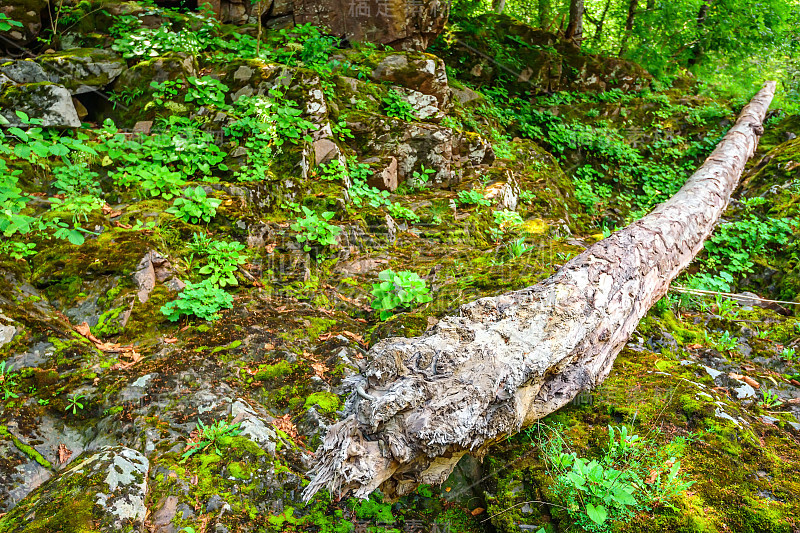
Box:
452;0;800;108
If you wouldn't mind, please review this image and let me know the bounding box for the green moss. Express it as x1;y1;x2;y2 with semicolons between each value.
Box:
304;391;340;414
254;360;293;381
0;425;53;469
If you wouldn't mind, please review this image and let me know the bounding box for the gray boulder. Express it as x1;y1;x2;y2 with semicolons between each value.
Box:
0;82;81;127
37;48;125;94
0;446;149;532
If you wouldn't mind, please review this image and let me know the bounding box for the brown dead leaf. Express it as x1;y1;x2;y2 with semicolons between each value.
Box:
164;337;178;344
788;398;800;405
686;343;703;350
113;221;132;229
57;443;72;464
729;372;744;380
645;469;659;484
470;507;485;516
272;414;298;439
102;204;122;217
742;376;760;389
311;362;328;381
790;379;800;387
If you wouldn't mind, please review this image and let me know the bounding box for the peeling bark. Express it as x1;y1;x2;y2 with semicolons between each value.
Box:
303;82;776;502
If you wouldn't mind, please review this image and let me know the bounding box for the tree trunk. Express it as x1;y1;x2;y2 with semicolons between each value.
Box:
688;0;711;66
539;0;552;29
565;0;584;44
493;0;506;14
591;0;612;45
303;82;777;502
619;0;638;55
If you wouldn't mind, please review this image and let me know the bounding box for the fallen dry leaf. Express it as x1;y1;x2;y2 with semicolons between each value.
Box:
470;507;485;516
742;376;760;389
311;362;328;381
112;221;132;229
686;343;703;350
272;414;298;439
729;372;744;380
57;443;72;464
164;337;178;344
645;469;659;484
790;379;800;387
102;204;122;217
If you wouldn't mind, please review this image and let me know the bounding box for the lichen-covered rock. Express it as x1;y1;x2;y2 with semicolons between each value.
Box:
369;52;450;109
0;446;149;533
346;112;456;187
37;48;125;95
0;82;81;127
269;0;448;50
0;60;54;85
113;53;197;93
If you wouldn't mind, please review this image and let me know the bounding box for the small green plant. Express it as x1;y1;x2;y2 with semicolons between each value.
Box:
400;164;436;193
457;189;491;207
387;203;420;223
760;389;782;408
38;398;50;406
65;394;85;415
185;75;229;108
198;239;247;288
710;330;738;352
150;79;183;106
181;419;242;461
504;237;532;261
382;88;417;122
137;164;187;200
531;423;693;531
0;13;24;32
161;279;234;322
519;189;537;204
0;362;20;400
371;269;433;320
781;346;797;361
0;241;36;260
291;206;341;252
167;186;221;224
317;159;348;181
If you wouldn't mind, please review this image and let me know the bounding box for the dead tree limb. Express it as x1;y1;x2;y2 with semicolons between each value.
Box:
303;81;776;502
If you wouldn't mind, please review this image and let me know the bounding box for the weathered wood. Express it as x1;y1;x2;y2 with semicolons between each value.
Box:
303;82;777;502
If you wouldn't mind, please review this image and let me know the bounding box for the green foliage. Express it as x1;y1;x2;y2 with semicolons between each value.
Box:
0;362;19;400
65;394;85;415
291;207;341;252
457;190;491;207
181;419;242;461
703;215;795;275
161;279;234;322
530;423;693;532
317;159;348;181
382;89;417;122
0;13;23;32
371;269;433;320
137;164;187;200
387;203;420;223
196;239;247;288
185;75;229;108
167;186;222;225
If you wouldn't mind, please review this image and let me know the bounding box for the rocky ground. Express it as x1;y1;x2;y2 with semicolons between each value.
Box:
1;3;799;533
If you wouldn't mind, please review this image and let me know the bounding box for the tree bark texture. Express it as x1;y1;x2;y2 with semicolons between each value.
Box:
303;82;777;502
565;0;584;44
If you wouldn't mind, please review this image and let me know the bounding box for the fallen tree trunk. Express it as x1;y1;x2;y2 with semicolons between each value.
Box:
303;81;777;501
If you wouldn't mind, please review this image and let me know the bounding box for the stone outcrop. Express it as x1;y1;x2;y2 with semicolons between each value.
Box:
0;80;81;127
216;0;448;50
0;446;149;532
